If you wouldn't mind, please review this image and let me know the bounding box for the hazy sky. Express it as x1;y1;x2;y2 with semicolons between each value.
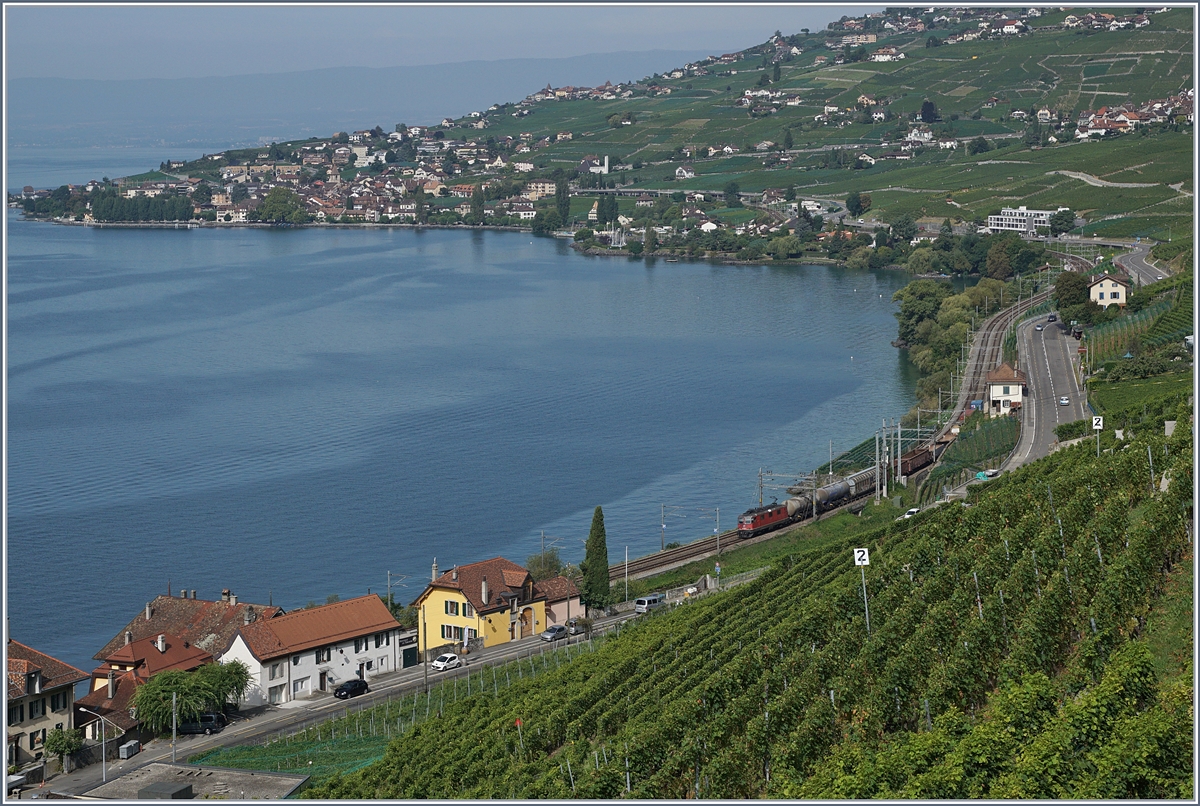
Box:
5;3;880;80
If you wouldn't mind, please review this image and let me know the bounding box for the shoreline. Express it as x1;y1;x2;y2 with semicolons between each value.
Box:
20;215;538;235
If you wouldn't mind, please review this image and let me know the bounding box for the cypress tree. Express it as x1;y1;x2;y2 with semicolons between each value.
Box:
579;506;612;613
555;180;570;223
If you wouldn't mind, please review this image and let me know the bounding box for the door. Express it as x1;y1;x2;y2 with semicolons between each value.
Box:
357;663;365;679
319;672;327;691
519;609;532;639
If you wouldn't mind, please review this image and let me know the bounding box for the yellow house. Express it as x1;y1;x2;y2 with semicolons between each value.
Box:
413;558;549;656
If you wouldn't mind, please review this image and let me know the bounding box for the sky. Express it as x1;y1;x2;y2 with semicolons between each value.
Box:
5;3;880;80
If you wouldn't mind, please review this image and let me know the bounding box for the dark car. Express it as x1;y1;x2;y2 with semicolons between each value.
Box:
177;713;227;735
334;679;369;699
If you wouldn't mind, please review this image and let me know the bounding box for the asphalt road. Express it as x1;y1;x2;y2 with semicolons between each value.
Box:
1005;313;1088;470
1113;242;1167;286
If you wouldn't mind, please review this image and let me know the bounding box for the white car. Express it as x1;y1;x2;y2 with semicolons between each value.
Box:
857;218;865;224
1035;324;1044;331
431;653;462;671
1058;396;1070;406
901;507;920;519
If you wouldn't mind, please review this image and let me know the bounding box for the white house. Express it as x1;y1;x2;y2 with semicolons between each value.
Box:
986;362;1027;417
1088;273;1130;308
675;165;696;179
223;595;408;707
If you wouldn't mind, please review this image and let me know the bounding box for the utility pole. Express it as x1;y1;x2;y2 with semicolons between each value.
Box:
422;605;429;693
171;691;177;763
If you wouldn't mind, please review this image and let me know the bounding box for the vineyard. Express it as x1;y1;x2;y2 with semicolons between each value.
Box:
1084;300;1173;363
279;410;1193;798
1142;274;1194;349
919;413;1019;503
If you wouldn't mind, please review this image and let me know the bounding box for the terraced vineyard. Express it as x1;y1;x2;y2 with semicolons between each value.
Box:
296;412;1192;799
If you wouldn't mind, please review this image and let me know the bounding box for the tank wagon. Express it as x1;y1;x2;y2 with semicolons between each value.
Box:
737;466;879;539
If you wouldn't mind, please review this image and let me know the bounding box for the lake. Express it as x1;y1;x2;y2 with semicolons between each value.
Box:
6;212;920;675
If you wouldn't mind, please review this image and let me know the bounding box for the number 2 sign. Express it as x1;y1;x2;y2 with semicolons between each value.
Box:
853;548;870;566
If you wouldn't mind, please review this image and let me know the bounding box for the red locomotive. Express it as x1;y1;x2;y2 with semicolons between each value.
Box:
736;502;792;538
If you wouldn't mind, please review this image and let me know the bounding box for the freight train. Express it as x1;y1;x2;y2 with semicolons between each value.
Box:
737;466;880;538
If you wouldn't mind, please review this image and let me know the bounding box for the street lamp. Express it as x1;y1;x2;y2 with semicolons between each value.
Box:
77;707;121;783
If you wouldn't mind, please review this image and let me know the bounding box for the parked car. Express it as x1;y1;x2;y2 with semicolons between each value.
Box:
431;653;462;671
333;679;368;699
566;618;585;635
1059;396;1070;406
903;507;920;519
177;713;227;735
539;625;568;642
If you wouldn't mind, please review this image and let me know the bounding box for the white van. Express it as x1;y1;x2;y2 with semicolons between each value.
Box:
634;593;666;614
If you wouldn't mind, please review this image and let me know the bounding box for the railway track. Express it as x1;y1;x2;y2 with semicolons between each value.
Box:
936;288;1053;440
607;495;872;584
607;287;1055;585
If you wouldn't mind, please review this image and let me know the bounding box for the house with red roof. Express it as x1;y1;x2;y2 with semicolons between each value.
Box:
222;595;405;707
986;362;1027;416
7;640;88;768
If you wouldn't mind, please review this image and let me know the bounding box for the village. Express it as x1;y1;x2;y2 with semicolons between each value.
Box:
7;555;591;782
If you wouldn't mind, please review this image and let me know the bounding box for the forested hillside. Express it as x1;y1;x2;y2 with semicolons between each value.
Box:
306;404;1193;799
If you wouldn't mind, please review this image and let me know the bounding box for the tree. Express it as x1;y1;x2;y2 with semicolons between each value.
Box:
132;670;210;733
44;727;83;770
986;242;1013;279
256;186;307;224
644;227;657;254
846;192;864;217
772;63;781;82
920;99;939;123
526;547;564;581
891;214;918;242
230;184;249;203
892;279;954;344
724;181;742;208
968;136;993;155
578;506;612;613
414;189;428;224
783;129;794;150
470;184;485;222
555;180;571;223
191;183;212;206
1048;208;1075;236
1054;270;1089;308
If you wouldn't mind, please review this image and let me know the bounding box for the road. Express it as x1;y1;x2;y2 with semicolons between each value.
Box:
1005;314;1088;469
1113;242;1166;286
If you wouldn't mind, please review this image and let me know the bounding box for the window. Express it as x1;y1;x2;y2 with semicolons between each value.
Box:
29;699;45;720
467;628;477;640
1002;385;1010;395
374;633;384;649
50;692;68;712
269;662;285;681
354;638;364;653
1098;292;1105;299
365;661;373;671
315;648;331;663
377;657;387;671
1112;291;1120;299
292;655;301;666
7;703;23;726
462;603;474;618
444;601;459;617
441;625;453;640
292;677;310;695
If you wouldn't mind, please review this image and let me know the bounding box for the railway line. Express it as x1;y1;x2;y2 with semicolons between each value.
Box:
608;285;1058;585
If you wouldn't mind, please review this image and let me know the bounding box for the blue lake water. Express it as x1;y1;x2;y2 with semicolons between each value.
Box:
6;145;235;193
6;211;920;675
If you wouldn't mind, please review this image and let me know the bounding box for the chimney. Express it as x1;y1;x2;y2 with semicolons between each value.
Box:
124;630;133;646
451;567;458;582
431;558;439;582
107;671;115;700
191;590;196;600
156;634;166;653
145;602;152;621
481;576;488;606
243;607;253;626
230;593;238;606
221;589;230;603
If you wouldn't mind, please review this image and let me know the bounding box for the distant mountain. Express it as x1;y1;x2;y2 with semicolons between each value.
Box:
6;50;711;149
